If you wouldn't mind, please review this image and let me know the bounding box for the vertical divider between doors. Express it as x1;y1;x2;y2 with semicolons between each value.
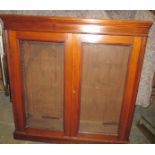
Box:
64;33;73;136
70;34;82;137
64;33;82;137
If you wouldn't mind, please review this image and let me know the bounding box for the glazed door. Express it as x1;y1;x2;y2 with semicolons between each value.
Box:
71;34;142;141
7;30;143;141
7;31;72;137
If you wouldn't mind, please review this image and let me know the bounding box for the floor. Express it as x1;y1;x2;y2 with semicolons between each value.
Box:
0;92;152;144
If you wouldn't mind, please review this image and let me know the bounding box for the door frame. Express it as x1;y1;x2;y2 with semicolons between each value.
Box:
70;34;146;141
5;30;147;143
7;30;73;138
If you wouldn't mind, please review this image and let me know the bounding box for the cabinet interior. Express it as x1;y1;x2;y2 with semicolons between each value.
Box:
79;43;131;135
20;40;64;131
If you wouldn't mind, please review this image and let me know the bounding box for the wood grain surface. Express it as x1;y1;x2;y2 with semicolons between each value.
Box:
2;15;152;143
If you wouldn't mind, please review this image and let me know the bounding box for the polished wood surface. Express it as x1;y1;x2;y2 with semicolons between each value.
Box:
64;34;73;136
119;37;148;140
0;15;152;36
1;15;152;143
118;37;144;140
14;130;126;144
70;34;81;136
7;30;26;131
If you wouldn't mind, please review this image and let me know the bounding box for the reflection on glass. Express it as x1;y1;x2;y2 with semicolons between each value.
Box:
79;43;131;135
20;41;64;131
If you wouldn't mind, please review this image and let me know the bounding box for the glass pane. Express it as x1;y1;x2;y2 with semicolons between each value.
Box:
79;43;131;135
20;40;64;131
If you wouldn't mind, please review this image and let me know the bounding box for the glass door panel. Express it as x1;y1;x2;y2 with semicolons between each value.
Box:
79;43;131;135
20;40;64;131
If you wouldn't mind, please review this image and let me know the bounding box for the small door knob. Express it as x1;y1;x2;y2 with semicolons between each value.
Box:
73;90;76;94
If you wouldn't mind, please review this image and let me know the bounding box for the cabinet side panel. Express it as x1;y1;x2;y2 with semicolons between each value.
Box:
118;37;145;140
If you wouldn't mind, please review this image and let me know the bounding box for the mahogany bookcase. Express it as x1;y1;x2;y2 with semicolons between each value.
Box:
0;15;152;143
